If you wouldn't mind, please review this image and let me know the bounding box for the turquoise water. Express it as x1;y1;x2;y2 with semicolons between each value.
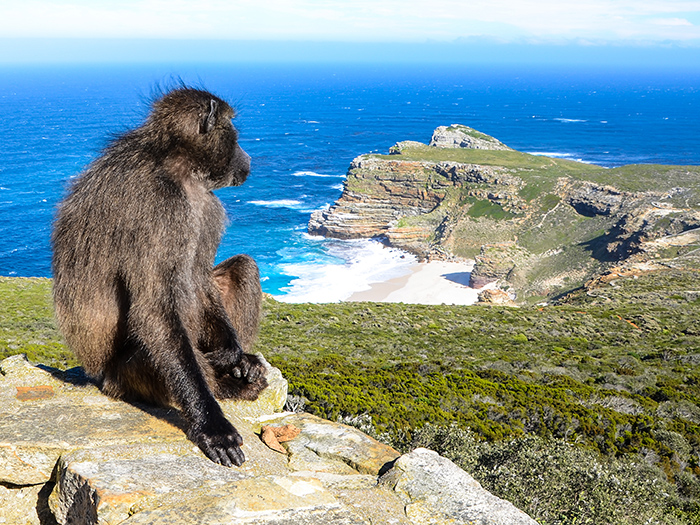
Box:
1;63;698;300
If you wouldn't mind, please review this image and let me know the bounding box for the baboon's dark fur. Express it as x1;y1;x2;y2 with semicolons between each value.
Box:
52;87;267;467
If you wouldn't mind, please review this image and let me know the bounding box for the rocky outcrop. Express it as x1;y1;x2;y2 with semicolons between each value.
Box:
389;141;426;154
429;125;512;151
381;448;536;524
470;242;530;289
0;354;538;525
307;155;524;253
564;181;639;217
307;126;526;256
477;289;517;306
605;207;700;260
308;156;442;240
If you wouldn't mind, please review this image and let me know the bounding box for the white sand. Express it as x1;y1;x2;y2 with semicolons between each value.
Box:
348;260;494;305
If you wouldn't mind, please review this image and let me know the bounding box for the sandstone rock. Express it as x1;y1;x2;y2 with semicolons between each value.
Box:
434;162;521;187
307;154;524;258
0;353;287;487
0;483;55;525
119;476;363;524
565;181;637;217
49;448;257;525
477;289;517;306
260;412;401;476
429;125;511;151
221;353;288;422
470;243;530;289
308;155;444;241
381;448;538;525
0;355;539;525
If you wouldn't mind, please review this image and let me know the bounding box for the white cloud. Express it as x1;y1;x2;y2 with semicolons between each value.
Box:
650;17;693;26
1;0;699;43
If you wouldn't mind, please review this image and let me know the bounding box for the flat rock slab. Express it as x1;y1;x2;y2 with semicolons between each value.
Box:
120;476;369;525
50;450;287;525
0;354;288;486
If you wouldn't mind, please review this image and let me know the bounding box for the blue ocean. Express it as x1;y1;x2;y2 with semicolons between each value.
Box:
1;63;698;301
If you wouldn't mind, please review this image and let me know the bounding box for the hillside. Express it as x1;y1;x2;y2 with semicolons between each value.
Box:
2;273;700;523
309;125;700;302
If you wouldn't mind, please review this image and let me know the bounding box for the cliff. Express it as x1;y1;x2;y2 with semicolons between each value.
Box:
309;125;700;301
0;354;537;525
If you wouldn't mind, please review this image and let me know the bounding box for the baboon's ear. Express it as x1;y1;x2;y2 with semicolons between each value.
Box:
202;99;218;134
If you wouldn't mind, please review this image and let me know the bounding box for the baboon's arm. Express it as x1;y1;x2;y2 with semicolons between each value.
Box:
131;296;246;467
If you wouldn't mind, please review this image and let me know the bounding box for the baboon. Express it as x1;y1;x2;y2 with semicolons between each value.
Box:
52;87;267;467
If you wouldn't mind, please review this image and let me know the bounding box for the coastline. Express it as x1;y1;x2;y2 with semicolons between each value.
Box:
348;260;491;305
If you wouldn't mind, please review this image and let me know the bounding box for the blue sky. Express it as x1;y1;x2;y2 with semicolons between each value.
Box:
1;0;699;64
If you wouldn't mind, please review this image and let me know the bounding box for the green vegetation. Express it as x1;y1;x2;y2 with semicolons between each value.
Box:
445;125;498;143
465;197;516;220
2;272;700;523
0;277;76;368
414;425;695;524
376;147;593;178
376;147;700;194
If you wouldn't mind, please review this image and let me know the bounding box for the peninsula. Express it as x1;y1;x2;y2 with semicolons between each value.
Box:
309;125;700;303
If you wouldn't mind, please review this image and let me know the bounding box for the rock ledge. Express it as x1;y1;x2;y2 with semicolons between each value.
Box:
0;354;538;524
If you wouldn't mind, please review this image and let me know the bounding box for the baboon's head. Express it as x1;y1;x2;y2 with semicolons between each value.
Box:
149;87;250;189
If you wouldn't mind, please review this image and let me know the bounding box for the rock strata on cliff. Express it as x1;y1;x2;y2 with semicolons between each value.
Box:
0;354;538;525
308;156;442;240
309;125;700;300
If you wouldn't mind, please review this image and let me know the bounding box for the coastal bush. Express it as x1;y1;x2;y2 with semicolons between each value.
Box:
402;423;698;523
468;436;691;525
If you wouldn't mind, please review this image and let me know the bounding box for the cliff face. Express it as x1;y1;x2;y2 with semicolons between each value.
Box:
309;125;700;300
307;157;519;242
308;156;441;240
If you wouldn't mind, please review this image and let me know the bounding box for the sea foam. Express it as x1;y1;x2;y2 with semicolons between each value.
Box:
274;238;416;303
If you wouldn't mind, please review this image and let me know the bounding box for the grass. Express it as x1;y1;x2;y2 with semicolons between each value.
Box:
0;277;76;368
465;197;516;220
375;147;700;195
375;147;593;178
2;271;700;523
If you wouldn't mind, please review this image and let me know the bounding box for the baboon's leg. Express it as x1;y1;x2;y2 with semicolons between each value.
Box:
213;254;262;352
100;341;172;407
206;254;266;400
126;293;245;466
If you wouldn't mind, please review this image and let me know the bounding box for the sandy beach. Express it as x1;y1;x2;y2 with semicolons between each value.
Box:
348;260;492;305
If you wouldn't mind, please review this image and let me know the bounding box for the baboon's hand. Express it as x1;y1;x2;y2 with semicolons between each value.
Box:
189;415;245;467
231;353;267;383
